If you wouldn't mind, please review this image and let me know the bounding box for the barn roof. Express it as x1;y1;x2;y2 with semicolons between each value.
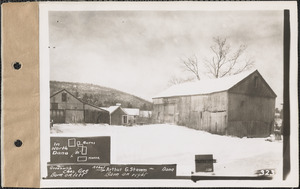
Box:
50;89;108;112
153;70;262;99
139;110;152;117
123;108;140;116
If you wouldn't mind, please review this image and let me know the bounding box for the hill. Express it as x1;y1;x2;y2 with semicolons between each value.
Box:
50;81;153;110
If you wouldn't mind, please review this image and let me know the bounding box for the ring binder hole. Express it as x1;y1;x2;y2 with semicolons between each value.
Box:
13;62;21;70
14;140;22;147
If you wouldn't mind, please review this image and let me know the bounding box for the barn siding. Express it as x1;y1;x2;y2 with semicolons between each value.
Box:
153;92;228;135
65;110;84;123
84;104;110;124
188;92;228;134
51;92;84;110
153;98;166;123
227;93;275;137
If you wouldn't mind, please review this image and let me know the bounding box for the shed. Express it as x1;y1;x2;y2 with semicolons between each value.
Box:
101;105;128;125
50;89;109;124
152;70;277;138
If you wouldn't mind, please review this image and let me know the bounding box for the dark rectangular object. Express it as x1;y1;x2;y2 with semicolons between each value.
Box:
283;9;290;180
50;137;110;164
195;154;214;172
46;164;177;179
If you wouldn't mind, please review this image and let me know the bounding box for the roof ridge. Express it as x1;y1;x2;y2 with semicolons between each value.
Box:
153;70;257;99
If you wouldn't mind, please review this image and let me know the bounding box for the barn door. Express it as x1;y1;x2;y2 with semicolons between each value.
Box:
51;109;65;123
164;104;175;124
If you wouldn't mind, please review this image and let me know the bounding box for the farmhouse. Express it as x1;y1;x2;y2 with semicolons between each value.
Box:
50;89;109;124
152;70;276;138
123;108;140;125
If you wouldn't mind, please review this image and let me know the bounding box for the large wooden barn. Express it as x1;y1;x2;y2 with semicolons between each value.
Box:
152;70;276;138
50;89;109;124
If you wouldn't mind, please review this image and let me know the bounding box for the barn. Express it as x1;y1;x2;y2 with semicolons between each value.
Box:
152;70;276;138
50;89;109;124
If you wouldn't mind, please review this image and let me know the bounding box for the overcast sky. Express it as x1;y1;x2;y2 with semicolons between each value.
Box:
49;11;283;107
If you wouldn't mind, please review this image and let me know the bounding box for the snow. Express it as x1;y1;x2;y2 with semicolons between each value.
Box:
139;110;152;118
123;108;140;116
153;70;256;98
100;106;121;114
50;123;282;178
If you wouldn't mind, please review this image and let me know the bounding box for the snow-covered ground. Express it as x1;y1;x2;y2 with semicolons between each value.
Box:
50;123;283;178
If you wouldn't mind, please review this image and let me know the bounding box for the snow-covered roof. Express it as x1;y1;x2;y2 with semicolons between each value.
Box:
123;108;140;116
100;106;121;114
139;111;152;117
153;70;256;99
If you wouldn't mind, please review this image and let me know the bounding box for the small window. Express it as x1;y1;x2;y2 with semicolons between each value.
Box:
122;115;127;124
62;93;67;102
200;111;203;119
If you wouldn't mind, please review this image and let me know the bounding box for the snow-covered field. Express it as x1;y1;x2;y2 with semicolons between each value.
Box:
51;123;282;178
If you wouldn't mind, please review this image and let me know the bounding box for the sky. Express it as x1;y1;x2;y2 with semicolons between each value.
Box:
49;11;283;107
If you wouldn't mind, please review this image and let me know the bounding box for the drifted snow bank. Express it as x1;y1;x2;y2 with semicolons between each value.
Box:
50;123;282;177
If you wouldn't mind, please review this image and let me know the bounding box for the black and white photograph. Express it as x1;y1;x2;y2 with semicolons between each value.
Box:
39;2;298;187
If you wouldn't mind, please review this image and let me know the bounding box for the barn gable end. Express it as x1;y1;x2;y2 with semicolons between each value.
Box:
50;89;110;124
50;89;84;110
228;70;277;98
226;71;276;137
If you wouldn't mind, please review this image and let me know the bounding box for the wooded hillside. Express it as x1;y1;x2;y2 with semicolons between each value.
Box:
50;81;153;110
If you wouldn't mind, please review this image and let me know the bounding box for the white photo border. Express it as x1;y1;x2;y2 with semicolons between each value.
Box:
39;1;298;187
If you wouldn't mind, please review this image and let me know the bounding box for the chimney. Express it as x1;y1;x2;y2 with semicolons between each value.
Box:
116;103;121;106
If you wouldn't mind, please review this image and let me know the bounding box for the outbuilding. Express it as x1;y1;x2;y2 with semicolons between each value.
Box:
152;70;276;138
101;105;128;125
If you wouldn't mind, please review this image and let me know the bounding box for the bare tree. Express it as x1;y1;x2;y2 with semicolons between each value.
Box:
181;36;254;80
204;37;254;78
181;55;201;80
168;75;195;86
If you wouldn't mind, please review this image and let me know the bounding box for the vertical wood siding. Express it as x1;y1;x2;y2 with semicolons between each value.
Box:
65;110;84;123
84;104;110;124
153;92;228;135
227;93;275;137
